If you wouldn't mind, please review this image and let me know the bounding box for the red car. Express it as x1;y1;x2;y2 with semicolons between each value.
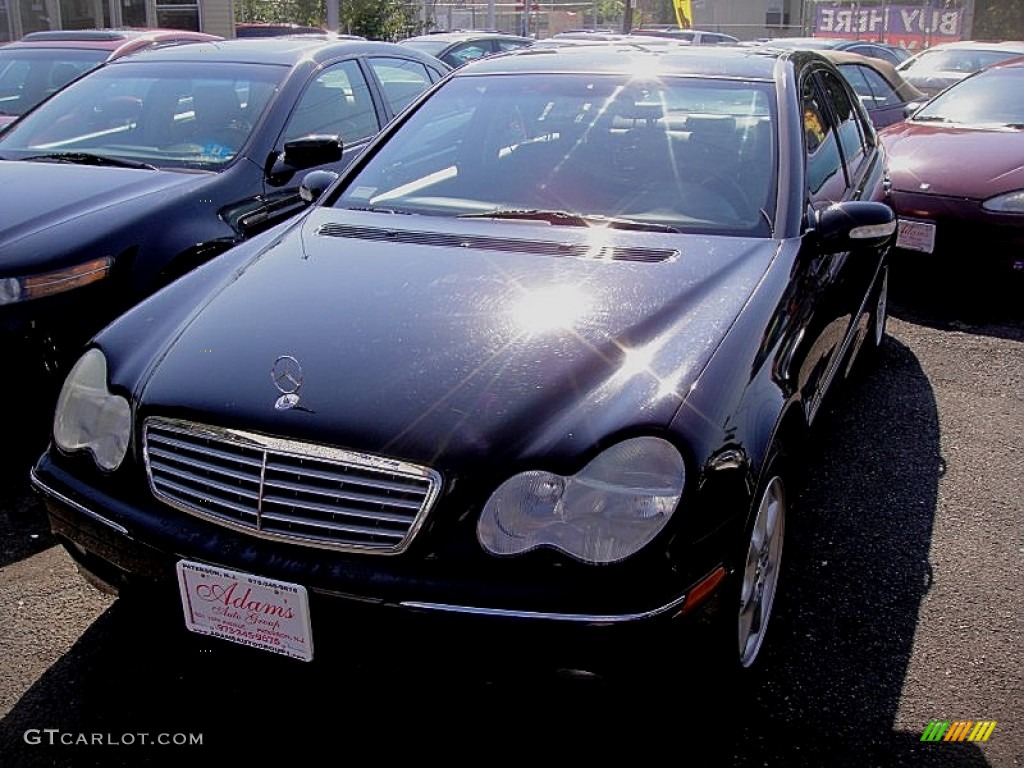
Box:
0;28;221;128
880;56;1024;275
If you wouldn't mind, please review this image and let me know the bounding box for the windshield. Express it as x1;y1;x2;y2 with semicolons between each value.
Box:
0;60;286;169
0;48;108;117
913;67;1024;127
332;73;777;235
901;47;1022;76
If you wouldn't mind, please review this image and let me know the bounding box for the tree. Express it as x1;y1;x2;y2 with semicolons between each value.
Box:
235;0;422;40
972;0;1024;41
340;0;422;40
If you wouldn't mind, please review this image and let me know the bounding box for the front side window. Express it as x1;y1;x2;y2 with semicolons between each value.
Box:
283;60;378;145
802;76;845;203
331;73;777;236
0;61;286;169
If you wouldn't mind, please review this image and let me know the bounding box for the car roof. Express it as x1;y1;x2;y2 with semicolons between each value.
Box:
917;39;1024;52
456;42;786;80
817;49;926;100
107;37;446;67
6;28;220;49
234;22;328;36
402;30;532;44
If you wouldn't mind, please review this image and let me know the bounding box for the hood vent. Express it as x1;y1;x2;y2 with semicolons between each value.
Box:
316;223;678;263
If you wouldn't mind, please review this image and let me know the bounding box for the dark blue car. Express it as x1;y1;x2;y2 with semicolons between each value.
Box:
0;37;447;372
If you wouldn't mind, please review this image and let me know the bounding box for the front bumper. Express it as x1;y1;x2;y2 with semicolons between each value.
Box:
891;190;1024;273
32;454;729;655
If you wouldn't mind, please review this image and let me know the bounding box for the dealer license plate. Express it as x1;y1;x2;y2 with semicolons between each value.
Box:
176;560;313;661
896;218;936;254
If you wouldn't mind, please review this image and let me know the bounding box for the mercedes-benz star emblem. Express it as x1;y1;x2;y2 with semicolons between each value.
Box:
271;355;303;410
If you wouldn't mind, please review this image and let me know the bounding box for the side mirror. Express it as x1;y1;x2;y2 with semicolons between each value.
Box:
815;201;896;253
903;100;924;119
282;134;343;169
267;134;343;183
299;170;340;203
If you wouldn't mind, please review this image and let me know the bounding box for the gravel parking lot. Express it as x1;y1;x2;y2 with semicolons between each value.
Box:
0;262;1021;766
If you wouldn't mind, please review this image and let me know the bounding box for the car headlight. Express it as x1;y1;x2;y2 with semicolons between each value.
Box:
0;256;113;306
982;190;1024;214
477;437;684;564
53;348;131;471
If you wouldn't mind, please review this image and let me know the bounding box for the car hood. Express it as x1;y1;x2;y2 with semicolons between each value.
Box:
135;209;779;470
0;161;207;261
880;123;1024;199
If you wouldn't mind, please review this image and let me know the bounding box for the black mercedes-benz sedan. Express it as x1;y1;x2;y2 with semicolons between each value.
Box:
32;44;895;676
0;37;447;373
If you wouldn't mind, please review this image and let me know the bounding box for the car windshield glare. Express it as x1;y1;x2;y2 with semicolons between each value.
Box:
914;68;1024;126
333;73;777;235
0;61;286;169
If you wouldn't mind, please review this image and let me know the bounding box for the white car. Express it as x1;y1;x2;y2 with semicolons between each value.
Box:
897;39;1024;96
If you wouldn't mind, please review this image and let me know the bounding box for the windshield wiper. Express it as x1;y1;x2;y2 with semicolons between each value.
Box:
340;205;413;214
459;209;680;233
21;152;157;170
911;115;952;123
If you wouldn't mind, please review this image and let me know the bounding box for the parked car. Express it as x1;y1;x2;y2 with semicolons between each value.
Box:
234;23;328;37
629;28;739;45
820;50;926;128
880;56;1024;275
896;39;1024;97
760;36;911;66
0;28;222;129
32;45;894;677
0;37;447;373
399;30;534;68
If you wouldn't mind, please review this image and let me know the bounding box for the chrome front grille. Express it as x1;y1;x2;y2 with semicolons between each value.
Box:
143;418;441;553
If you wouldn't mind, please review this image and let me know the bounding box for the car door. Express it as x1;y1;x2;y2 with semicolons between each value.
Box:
253;55;441;232
797;65;887;422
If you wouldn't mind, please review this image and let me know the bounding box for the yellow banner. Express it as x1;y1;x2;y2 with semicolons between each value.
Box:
673;0;693;29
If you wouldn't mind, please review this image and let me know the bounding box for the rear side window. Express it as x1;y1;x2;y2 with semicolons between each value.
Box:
443;42;491;67
367;57;434;114
496;39;530;53
855;64;902;107
819;69;870;175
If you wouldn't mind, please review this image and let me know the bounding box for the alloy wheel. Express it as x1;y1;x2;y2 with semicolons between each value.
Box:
737;475;786;668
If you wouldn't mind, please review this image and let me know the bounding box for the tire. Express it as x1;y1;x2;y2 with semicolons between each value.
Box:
736;471;787;669
707;452;788;674
863;264;889;363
